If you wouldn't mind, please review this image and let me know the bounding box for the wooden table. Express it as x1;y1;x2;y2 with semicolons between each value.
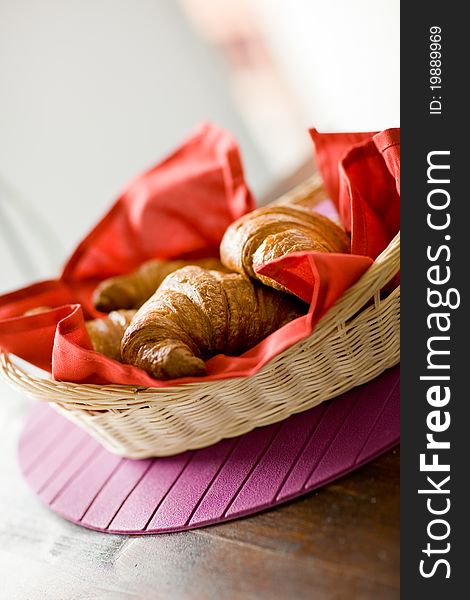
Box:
0;379;399;600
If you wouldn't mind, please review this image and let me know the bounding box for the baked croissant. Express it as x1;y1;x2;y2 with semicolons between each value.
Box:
93;257;225;312
121;266;306;380
86;310;136;361
24;305;135;361
220;204;349;292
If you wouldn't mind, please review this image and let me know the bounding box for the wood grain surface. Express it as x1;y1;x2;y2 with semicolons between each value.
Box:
0;380;399;600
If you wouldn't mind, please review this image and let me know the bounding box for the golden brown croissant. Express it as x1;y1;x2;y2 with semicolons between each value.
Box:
220;203;349;292
24;305;135;361
121;266;306;380
86;310;136;361
92;257;225;312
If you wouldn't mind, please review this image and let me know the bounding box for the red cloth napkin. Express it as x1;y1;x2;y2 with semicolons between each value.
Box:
0;124;400;387
310;127;400;258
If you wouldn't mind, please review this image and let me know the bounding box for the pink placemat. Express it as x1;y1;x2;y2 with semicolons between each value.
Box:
18;366;399;534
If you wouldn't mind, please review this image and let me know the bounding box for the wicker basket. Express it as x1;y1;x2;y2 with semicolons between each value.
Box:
0;176;400;459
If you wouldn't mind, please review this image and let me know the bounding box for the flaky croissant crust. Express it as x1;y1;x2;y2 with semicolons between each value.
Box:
86;309;136;361
92;257;225;312
121;266;306;380
220;205;350;292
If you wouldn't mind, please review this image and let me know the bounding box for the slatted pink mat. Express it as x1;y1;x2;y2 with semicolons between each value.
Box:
18;367;399;534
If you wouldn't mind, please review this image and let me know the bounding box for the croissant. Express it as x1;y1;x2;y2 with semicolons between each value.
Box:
220;202;349;292
93;257;225;312
121;266;306;380
24;306;135;361
86;310;136;361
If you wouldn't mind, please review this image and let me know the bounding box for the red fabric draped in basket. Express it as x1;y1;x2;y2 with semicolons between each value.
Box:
0;124;400;387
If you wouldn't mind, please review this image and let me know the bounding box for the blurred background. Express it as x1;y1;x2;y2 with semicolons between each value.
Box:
0;0;399;293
